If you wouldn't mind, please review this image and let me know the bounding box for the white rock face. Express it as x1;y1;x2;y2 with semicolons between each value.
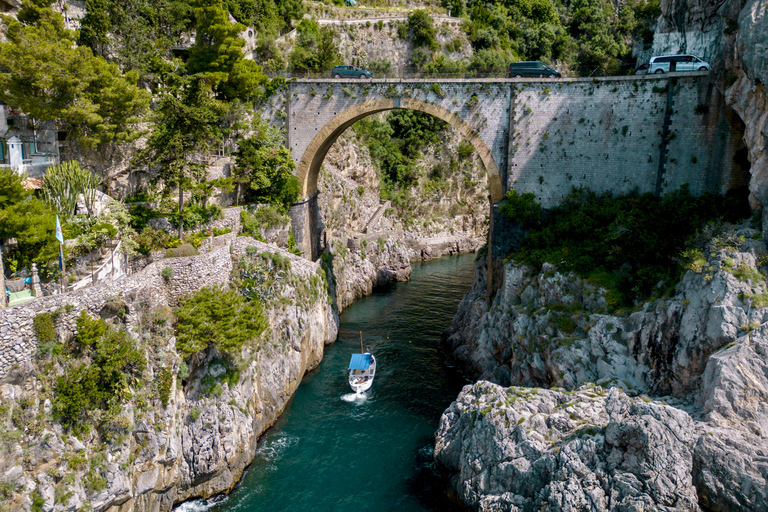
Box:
440;229;768;510
435;383;700;512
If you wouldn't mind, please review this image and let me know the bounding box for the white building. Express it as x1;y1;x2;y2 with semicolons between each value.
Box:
0;104;60;177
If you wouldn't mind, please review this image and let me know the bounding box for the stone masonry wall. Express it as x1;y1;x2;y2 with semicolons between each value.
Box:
0;244;236;379
509;74;738;206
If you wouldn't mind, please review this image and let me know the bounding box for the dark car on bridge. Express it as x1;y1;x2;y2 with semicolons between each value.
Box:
331;65;372;79
508;61;561;78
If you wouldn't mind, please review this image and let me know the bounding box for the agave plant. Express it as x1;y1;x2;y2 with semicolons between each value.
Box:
41;161;101;218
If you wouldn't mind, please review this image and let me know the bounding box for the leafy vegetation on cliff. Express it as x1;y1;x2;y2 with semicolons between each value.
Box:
443;0;660;75
503;186;752;308
52;311;146;433
353;110;448;198
175;285;269;357
0;1;150;147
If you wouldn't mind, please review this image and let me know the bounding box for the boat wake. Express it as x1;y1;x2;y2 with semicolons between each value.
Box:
174;494;228;512
341;392;367;402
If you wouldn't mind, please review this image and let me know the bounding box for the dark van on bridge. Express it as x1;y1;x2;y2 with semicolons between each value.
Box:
331;65;372;79
508;61;561;78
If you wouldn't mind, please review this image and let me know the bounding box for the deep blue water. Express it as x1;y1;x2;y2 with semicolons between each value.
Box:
190;254;476;512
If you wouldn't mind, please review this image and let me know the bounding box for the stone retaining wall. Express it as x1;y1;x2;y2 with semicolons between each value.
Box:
0;244;236;379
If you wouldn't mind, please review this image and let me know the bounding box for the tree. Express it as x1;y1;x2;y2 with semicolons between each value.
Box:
235;122;299;209
288;19;339;71
0;6;150;147
500;189;542;226
408;9;439;50
188;0;269;101
41;161;101;219
188;1;247;84
175;285;269;357
0;168;58;275
78;0;110;57
140;74;228;238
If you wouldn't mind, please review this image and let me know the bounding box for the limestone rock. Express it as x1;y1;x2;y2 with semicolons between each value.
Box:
441;228;768;511
435;382;700;512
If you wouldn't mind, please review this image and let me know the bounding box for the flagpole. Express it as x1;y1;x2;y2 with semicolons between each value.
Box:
59;242;65;294
55;215;65;294
0;240;6;308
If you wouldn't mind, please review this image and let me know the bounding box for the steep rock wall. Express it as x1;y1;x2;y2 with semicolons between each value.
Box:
653;0;768;217
439;226;768;510
0;238;338;512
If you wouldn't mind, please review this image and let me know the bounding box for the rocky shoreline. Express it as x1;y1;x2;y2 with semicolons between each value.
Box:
436;225;768;510
0;238;338;512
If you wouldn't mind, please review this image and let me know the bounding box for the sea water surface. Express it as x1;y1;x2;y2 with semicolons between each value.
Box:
195;253;476;512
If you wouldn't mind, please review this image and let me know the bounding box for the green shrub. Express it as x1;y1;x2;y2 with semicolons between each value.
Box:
165;243;198;258
408;9;438;50
681;249;706;273
457;140;474;159
157;367;173;407
500;189;542;227
733;263;764;283
175;286;269;357
160;266;173;282
168;204;222;231
189;407;201;422
53;312;145;432
287;231;302;256
31;491;45;512
512;186;750;309
200;359;240;397
134;227;180;255
33;310;60;344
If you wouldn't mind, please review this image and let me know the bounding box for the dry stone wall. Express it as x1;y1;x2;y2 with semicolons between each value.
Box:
0;245;235;379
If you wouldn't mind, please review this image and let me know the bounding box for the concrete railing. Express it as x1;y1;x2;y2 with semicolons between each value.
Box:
292;71;709;83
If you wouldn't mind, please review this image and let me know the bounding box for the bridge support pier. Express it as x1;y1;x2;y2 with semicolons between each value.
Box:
288;193;321;261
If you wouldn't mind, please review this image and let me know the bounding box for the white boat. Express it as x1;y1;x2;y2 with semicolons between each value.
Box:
348;352;376;393
348;332;376;393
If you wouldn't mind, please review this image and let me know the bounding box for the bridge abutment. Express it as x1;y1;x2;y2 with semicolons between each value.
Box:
289;193;321;260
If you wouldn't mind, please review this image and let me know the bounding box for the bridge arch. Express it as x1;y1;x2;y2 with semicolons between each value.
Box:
295;97;505;204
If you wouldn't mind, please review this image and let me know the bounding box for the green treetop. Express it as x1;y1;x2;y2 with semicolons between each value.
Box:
0;168;58;273
234;120;299;209
0;2;150;147
140;74;228;238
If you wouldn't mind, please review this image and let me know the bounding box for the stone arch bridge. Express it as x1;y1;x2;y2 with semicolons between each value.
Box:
284;73;746;284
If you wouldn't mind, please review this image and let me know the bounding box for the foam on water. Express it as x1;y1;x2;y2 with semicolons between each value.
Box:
174;495;228;512
208;254;477;512
340;392;368;402
255;433;298;463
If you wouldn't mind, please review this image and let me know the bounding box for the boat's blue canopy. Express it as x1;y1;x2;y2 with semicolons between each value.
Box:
349;353;372;370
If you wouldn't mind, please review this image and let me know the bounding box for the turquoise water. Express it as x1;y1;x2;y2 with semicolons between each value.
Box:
204;254;476;512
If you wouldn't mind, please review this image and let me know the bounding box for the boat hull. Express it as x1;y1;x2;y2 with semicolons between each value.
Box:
348;353;376;394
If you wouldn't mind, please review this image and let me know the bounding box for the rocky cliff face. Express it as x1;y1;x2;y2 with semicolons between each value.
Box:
317;125;489;312
0;238;338;512
438;224;768;510
653;0;768;218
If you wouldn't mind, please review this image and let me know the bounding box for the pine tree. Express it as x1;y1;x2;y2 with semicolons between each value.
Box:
0;5;150;147
78;0;110;57
175;286;269;357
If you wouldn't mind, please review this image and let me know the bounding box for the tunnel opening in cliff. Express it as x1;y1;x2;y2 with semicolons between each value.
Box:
725;105;751;194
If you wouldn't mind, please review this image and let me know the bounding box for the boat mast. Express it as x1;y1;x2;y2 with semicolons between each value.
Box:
360;331;364;354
